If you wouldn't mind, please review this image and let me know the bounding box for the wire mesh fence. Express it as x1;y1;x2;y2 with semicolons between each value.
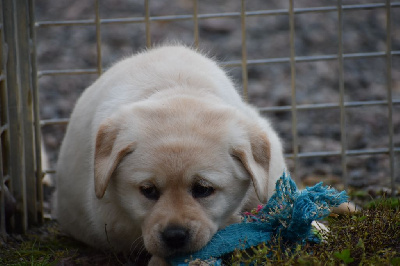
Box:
1;0;399;234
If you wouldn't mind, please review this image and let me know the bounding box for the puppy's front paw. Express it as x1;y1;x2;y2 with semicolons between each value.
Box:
148;256;169;266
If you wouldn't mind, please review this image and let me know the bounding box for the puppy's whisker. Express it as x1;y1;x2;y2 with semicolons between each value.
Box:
134;245;147;263
212;232;230;249
129;235;144;257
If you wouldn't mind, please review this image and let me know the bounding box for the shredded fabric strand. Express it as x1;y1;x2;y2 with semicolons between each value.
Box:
170;172;348;266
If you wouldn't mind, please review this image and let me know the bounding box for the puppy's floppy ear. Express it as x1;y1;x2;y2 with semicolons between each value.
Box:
231;128;271;203
94;120;136;199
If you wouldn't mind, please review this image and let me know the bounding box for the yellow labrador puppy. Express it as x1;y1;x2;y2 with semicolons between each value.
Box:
55;45;286;265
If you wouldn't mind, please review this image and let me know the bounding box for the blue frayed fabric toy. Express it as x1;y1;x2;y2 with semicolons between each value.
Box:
169;172;348;266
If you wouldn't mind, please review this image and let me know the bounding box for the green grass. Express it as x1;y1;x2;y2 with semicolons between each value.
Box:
0;221;131;265
1;198;399;265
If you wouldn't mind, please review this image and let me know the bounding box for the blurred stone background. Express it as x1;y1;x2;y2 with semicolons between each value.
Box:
35;0;400;201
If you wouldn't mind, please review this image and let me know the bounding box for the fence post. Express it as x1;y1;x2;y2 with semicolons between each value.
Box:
0;0;8;238
29;0;44;224
1;0;41;233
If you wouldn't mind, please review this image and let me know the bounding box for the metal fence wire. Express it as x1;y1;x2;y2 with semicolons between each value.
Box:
1;0;399;234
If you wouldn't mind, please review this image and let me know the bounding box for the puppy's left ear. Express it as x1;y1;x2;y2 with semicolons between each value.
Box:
94;120;136;199
232;128;271;203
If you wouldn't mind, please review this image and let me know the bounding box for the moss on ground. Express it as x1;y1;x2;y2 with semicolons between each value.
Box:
0;198;399;265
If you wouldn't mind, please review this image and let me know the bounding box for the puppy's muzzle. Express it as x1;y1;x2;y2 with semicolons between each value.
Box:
161;225;190;249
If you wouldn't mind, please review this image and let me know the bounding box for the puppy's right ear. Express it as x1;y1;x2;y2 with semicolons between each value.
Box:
94;120;136;199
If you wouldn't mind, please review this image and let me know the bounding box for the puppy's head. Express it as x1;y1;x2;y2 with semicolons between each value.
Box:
93;97;284;257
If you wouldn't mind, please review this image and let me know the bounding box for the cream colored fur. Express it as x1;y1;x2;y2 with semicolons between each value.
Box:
55;45;286;264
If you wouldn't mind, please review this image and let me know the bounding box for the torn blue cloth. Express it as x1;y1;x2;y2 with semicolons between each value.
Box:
169;172;348;266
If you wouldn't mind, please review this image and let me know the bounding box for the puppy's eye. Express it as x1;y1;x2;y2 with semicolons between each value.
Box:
140;185;160;200
192;183;215;198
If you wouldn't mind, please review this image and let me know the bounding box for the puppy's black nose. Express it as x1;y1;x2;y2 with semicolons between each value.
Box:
161;225;189;249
